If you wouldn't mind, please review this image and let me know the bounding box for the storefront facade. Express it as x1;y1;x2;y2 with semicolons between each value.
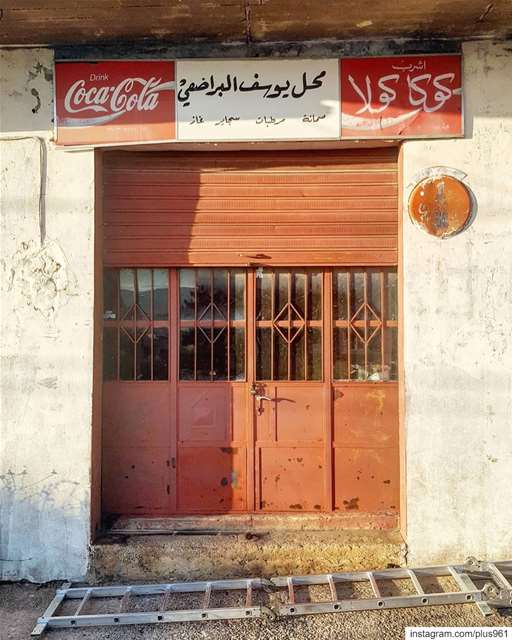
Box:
1;36;512;581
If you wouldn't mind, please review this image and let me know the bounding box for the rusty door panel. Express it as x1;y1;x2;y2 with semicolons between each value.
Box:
102;447;169;515
102;383;171;515
177;383;248;513
334;447;399;514
333;383;398;448
178;385;230;442
258;446;325;512
102;383;170;448
255;384;326;512
230;385;248;443
177;446;247;513
255;384;325;444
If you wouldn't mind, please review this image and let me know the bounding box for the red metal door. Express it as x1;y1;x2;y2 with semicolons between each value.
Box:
176;268;249;513
101;266;399;521
100;147;400;523
252;268;329;512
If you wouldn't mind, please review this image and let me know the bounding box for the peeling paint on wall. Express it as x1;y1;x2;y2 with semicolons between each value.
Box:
27;61;53;83
8;240;77;320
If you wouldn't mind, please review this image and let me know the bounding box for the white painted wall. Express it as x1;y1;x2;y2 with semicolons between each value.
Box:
403;41;512;565
1;41;511;581
0;48;95;581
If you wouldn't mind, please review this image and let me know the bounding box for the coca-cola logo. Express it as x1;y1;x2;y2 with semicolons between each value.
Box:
60;75;175;126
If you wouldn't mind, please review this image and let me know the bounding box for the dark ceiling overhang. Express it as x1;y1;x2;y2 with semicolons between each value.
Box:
1;1;511;48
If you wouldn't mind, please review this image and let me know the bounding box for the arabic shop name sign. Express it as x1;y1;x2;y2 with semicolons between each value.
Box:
176;59;340;141
54;55;462;146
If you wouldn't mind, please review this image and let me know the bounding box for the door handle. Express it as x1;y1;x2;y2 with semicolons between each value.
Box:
250;383;272;414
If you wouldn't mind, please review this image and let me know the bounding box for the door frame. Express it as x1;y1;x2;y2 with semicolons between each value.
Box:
91;142;405;538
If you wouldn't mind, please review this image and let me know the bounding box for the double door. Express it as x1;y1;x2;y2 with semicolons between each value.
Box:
101;266;399;518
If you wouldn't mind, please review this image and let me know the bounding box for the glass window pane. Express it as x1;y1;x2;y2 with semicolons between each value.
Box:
256;328;271;381
333;327;348;380
274;330;288;380
307;328;322;380
256;270;272;320
153;269;168;320
230;270;245;321
179;328;195;380
350;271;365;318
213;328;227;380
368;270;382;315
179;269;195;320
196;328;211;380
103;269;118;320
197;269;211;320
136;269;152;320
230;327;245;381
292;272;306;319
136;328;152;380
103;327;117;380
153;328;168;380
386;271;398;321
276;271;289;318
290;327;305;380
213;270;228;321
309;271;322;320
333;270;348;321
367;328;382;381
120;328;135;380
120;269;135;320
350;330;366;380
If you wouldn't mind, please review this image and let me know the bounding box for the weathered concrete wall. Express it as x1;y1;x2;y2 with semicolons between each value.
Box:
0;48;95;581
1;41;511;582
402;41;512;565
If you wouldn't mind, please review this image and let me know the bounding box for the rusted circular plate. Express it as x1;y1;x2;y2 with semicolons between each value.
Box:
408;175;472;238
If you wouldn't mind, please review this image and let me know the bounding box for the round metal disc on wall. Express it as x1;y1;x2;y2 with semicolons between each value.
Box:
408;175;472;238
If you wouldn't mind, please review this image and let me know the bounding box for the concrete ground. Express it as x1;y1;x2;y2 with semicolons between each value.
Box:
2;581;511;640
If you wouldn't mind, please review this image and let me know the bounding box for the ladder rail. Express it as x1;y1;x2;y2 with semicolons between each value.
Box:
32;559;512;636
448;566;493;617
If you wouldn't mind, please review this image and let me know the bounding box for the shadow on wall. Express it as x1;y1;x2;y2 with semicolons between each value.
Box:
0;469;89;583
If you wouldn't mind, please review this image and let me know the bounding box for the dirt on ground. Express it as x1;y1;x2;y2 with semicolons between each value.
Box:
2;581;511;640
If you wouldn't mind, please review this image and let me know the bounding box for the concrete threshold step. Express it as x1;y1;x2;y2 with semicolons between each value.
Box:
107;512;399;533
90;527;405;583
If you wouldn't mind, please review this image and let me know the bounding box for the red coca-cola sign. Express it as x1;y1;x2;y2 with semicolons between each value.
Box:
340;55;462;138
55;61;176;145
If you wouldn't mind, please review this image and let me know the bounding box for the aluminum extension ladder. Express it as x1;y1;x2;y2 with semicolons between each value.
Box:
32;558;512;636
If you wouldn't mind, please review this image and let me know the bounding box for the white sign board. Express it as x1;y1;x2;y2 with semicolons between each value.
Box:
176;59;340;141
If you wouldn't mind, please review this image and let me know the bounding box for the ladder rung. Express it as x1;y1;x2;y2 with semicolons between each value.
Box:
74;588;92;617
159;586;172;612
408;569;425;595
245;580;253;608
287;577;295;605
203;582;212;609
119;587;132;613
486;563;512;591
327;575;337;601
448;567;492;617
367;572;381;598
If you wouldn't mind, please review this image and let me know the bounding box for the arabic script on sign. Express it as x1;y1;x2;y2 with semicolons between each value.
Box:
177;59;340;141
178;70;327;106
340;55;463;138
